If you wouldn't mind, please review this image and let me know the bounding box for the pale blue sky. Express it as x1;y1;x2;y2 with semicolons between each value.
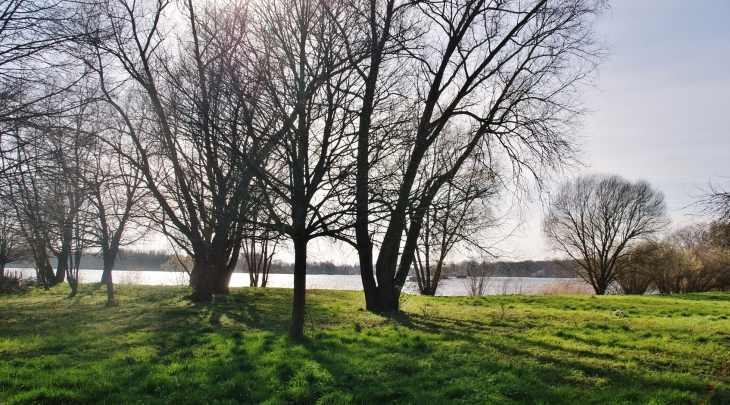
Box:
144;1;730;264
508;0;730;260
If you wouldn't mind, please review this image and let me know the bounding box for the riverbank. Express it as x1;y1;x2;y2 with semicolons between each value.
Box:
5;268;592;296
1;285;729;404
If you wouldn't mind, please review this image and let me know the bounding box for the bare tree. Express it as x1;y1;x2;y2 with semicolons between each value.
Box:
240;221;278;288
43;96;96;288
342;0;607;310
249;0;360;337
6;111;71;289
649;224;730;294
543;174;669;295
463;260;496;296
0;202;26;277
412;144;501;295
76;0;291;301
83;105;149;303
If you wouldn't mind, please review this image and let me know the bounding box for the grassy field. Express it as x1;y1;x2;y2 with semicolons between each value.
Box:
1;285;730;404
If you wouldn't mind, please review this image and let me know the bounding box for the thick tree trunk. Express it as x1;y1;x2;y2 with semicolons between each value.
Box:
376;278;400;311
53;225;74;285
290;236;307;338
372;190;422;311
53;251;68;285
357;247;378;310
217;242;240;294
0;263;4;278
190;234;232;300
191;258;218;302
43;256;55;289
102;256;115;302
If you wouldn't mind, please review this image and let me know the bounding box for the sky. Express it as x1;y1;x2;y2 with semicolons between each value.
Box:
143;1;730;264
498;0;730;261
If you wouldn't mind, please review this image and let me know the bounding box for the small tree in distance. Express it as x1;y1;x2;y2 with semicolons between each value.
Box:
543;174;669;295
464;261;496;297
0;209;26;278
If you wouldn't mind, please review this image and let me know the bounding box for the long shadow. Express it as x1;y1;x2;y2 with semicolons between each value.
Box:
5;287;730;404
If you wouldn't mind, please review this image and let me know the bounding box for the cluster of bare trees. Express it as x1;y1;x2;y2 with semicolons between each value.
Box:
543;174;669;294
544;173;730;295
615;223;730;294
0;0;607;336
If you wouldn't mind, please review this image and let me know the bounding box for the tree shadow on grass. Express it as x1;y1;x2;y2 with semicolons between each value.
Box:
4;286;730;404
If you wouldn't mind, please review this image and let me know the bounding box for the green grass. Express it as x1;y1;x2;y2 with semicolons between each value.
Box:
1;285;730;404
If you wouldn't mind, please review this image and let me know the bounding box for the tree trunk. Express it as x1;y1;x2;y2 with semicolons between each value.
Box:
217;242;240;294
375;276;399;311
250;269;259;287
358;245;378;310
190;233;233;300
43;256;55;289
260;270;268;287
102;256;115;302
53;227;74;285
68;276;78;297
421;284;436;296
53;261;66;285
106;266;114;302
0;263;4;278
191;258;218;302
354;0;396;312
290;236;307;338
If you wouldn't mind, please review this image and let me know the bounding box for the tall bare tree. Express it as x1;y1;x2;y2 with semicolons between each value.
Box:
0;200;26;277
5;112;88;289
7;134;55;288
76;0;296;301
543;173;669;295
43;95;97;287
250;0;360;337
340;0;607;310
83;104;149;302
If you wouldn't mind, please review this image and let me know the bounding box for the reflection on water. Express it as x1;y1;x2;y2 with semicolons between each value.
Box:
7;268;592;296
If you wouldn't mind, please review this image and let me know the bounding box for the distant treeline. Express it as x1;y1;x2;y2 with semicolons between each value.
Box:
447;260;576;278
8;250;575;278
264;259;577;277
267;261;360;275
7;250;170;271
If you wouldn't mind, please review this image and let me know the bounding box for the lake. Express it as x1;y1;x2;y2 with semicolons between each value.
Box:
6;268;593;296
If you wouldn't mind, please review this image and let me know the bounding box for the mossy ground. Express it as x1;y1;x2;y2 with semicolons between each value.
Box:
1;284;730;404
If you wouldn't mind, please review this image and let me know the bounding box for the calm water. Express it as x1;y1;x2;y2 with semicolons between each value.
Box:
7;268;592;296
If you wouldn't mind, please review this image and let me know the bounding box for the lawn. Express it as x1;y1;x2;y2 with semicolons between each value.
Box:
1;284;730;404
